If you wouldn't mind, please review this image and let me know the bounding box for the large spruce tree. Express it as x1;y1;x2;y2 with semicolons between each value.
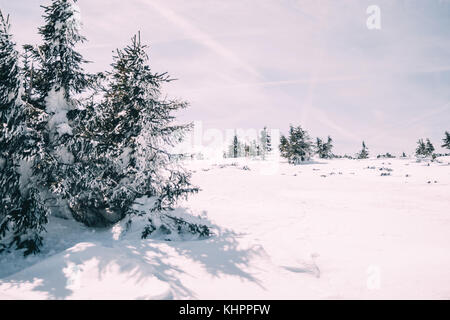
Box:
0;11;49;255
1;1;208;254
25;0;90;219
64;34;200;236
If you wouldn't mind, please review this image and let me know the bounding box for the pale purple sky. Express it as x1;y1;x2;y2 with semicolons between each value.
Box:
1;0;450;155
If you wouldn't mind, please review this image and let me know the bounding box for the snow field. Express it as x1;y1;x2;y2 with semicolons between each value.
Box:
1;157;449;299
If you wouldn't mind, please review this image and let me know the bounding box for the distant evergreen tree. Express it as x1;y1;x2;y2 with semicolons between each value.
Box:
357;141;369;159
315;137;324;157
325;136;333;157
279;125;312;164
265;128;272;152
225;128;270;159
315;136;333;159
0;11;49;255
442;131;450;150
416;139;427;157
232;134;239;158
279;135;290;159
289;126;313;163
425;139;435;156
244;143;250;157
259;126;272;159
416;138;434;158
249;140;258;157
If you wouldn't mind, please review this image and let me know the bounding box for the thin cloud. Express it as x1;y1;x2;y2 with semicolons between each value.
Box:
372;102;450;143
142;0;262;79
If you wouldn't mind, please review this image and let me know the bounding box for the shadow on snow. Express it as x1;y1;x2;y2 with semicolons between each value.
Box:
0;208;265;299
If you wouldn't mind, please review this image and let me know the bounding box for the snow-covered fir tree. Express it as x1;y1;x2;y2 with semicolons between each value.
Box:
224;134;238;158
416;138;434;158
425;139;435;157
225;133;253;158
20;0;90;220
315;136;333;159
34;0;88;143
1;1;209;255
64;34;201;237
30;0;88;105
326;136;333;157
279;125;313;164
315;138;324;157
441;132;450;150
357;141;369;159
259;126;272;159
279;135;290;159
232;134;239;158
249;140;258;157
416;139;426;156
0;11;49;255
289;125;313;163
225;129;270;159
20;47;36;105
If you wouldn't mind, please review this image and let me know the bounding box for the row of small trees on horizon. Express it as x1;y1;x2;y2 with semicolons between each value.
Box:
279;125;334;164
276;125;450;164
223;125;450;163
224;127;272;159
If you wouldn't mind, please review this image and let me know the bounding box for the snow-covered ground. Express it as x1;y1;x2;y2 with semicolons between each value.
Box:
1;157;449;299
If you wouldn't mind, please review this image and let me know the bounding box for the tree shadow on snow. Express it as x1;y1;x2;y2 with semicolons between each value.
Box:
128;209;267;296
0;209;265;299
166;226;266;286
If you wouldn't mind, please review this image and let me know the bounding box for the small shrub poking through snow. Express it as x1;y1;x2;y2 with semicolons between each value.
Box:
129;198;212;241
141;213;211;241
